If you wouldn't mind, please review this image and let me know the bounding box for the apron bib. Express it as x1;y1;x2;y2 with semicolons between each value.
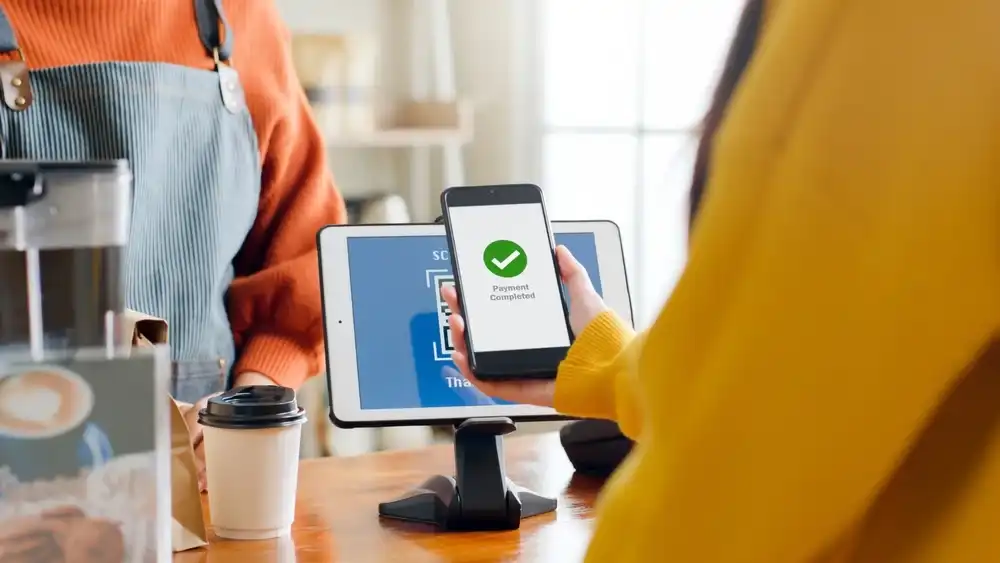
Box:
0;0;261;403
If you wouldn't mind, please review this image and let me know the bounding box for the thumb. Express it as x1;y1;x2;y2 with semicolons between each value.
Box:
556;246;593;293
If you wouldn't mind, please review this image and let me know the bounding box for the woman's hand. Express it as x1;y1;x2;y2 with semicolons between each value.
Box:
440;245;609;407
181;371;277;491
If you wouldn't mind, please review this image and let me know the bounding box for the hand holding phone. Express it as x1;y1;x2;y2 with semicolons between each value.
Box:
440;184;574;380
438;245;609;404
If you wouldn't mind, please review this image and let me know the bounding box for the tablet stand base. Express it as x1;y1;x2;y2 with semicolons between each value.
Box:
378;417;557;531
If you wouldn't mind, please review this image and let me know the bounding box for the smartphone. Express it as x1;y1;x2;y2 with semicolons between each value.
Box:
440;184;573;380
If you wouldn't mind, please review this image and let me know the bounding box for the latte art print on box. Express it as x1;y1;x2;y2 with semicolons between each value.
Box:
0;354;168;563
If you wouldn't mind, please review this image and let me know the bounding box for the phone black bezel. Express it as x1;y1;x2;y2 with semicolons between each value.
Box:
439;184;575;381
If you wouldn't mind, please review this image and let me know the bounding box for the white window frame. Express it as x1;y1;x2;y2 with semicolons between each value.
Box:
520;0;705;324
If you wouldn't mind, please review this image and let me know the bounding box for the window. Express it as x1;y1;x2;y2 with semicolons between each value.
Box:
539;0;745;326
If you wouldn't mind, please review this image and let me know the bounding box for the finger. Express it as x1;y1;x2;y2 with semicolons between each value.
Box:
441;285;461;315
195;442;208;492
555;245;584;281
556;245;593;291
463;374;500;399
182;404;204;448
449;351;504;398
449;351;474;382
193;437;205;461
447;313;468;357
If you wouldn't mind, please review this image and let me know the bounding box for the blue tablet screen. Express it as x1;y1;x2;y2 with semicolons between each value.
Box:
346;233;604;410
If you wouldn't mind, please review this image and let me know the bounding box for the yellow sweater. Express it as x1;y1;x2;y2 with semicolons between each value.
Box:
554;1;1000;562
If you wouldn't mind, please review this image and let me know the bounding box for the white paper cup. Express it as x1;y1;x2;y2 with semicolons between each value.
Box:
199;386;307;540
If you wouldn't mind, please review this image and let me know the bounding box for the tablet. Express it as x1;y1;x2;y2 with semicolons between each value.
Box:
317;221;633;427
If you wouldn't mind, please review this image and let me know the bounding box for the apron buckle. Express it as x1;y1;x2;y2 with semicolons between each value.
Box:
214;52;244;115
0;48;32;111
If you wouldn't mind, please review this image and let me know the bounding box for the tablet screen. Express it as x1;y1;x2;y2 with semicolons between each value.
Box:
345;233;604;411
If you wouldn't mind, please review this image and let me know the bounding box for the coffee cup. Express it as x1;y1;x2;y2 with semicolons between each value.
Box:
0;365;94;439
199;386;307;540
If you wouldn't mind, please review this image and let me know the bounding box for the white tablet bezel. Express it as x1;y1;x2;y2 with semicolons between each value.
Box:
317;220;633;427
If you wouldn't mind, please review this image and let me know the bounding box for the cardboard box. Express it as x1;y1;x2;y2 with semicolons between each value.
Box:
0;347;172;562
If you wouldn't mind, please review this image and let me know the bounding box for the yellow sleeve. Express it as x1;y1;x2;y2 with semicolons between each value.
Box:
553;311;644;439
620;0;1000;561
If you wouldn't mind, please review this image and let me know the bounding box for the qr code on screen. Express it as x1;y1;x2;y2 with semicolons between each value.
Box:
431;273;455;361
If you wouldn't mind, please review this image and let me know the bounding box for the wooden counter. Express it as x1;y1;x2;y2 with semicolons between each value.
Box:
173;433;603;563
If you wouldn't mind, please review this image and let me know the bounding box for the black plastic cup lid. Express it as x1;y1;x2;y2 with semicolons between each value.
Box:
198;386;306;430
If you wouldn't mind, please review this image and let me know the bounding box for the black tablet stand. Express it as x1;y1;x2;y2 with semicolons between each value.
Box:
377;417;557;531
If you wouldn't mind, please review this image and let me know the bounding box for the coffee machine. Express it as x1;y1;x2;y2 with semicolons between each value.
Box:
0;161;171;563
0;161;132;354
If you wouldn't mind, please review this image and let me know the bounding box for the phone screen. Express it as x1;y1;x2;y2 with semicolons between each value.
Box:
448;202;570;353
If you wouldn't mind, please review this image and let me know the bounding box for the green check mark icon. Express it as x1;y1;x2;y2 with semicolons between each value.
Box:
483;240;527;278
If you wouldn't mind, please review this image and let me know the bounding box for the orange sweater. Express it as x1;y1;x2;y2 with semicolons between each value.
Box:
1;0;347;389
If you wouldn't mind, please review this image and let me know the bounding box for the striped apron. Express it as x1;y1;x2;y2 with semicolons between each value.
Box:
0;0;261;403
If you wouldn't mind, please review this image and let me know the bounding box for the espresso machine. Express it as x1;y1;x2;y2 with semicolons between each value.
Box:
0;161;132;354
0;161;171;562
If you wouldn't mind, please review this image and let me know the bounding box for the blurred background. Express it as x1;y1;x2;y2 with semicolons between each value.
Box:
286;0;746;458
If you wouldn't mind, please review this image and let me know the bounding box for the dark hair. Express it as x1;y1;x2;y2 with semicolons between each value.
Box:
688;0;765;228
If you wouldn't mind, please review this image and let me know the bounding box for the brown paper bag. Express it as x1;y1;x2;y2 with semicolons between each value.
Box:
167;397;208;551
122;309;208;552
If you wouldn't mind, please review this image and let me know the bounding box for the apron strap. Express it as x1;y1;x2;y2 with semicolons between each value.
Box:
0;6;32;112
193;0;243;113
193;0;234;63
0;7;18;53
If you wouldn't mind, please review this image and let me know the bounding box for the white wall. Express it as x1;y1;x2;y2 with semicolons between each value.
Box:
275;0;536;205
401;0;538;216
276;0;402;200
276;0;383;31
450;0;538;186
